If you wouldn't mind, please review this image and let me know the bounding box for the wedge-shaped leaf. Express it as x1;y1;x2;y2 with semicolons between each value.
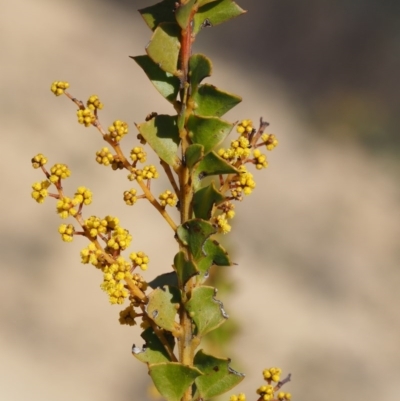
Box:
185;286;228;336
175;0;197;29
148;271;179;289
147;286;181;333
132;327;175;364
197;238;231;276
194;350;245;399
185;144;204;170
136;115;180;167
187;115;233;155
193;0;246;35
139;0;176;31
193;182;225;220
173;251;199;287
131;55;180;103
177;219;216;261
146;23;181;76
195;151;238;180
149;362;203;401
189;54;212;92
192;84;242;117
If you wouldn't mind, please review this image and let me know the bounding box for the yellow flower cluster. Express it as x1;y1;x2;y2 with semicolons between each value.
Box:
236;119;254;135
215;214;231;234
106;226;132;251
253;149;268;170
261;133;279;151
119;304;137;326
123;189;138;206
262;367;281;382
56;196;79;219
77;108;96;127
230;166;256;199
128;165;159;182
74;186;93;205
49;163;71;183
159;190;177;207
106;120;128;142
100;256;135;304
50;81;69;96
58;223;75;242
80;242;103;266
87;95;103;111
229;393;246;401
31;180;51;203
95;147;114;166
130;146;147;164
255;368;292;401
218;135;251;162
31;153;48;169
129;251;149;271
84;216;108;238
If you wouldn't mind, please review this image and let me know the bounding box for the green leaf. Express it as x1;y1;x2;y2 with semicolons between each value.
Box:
147;286;181;333
185;286;228;336
195;151;238;180
192;84;242;117
139;0;177;31
185;144;204;170
173;251;199;287
193;0;246;35
149;362;203;401
131;55;180;103
175;0;197;29
176;219;216;261
189;54;212;92
146;23;181;76
197;238;231;276
194;350;245;399
187;115;233;155
193;182;225;220
197;0;220;6
136;115;180;168
148;272;179;289
132;327;175;364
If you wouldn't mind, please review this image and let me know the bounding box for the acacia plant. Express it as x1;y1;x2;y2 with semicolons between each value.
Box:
31;1;292;401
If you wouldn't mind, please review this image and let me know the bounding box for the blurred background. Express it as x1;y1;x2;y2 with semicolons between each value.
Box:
1;0;399;400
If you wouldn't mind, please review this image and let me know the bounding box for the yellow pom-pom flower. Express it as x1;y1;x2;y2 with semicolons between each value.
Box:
74;186;93;205
129;251;149;271
123;189;138;206
119;304;137;326
253;149;268;170
58;224;74;242
31;180;51;203
31;153;48;169
80;242;103;266
261;133;279;151
86;95;103;111
77;108;95;127
107;226;132;251
106;120;128;142
159;190;177;207
49;163;71;183
95;147;114;166
236;119;253;135
84;216;108;238
56;197;79;219
50;81;69;96
130;147;147;164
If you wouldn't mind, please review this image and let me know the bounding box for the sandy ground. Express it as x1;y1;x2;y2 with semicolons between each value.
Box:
1;1;400;400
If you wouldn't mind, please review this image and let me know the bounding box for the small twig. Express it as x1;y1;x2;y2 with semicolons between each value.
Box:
274;373;292;392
